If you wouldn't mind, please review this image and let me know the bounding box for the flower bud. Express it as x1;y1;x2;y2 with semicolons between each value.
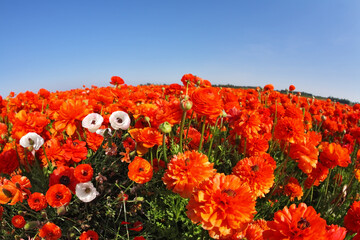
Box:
24;221;40;230
180;99;193;111
159;122;172;134
57;205;67;216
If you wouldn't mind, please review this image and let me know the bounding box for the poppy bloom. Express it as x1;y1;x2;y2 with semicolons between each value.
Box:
128;157;153;184
162;150;216;198
109;111;131;130
82;113;104;133
39;222;62;240
45;184;72;208
75;181;99;203
49;166;79;193
79;230;99;240
232;155;275;198
263;203;327;240
110;76;124;86
284;177;303;201
186;173;256;239
191;87;223;119
19;132;44;151
74;164;94;183
28;192;47;211
343;200;360;234
11;215;26;228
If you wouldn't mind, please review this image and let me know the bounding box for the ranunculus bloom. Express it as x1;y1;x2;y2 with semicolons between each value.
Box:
0;149;19;174
263;203;327;240
128;157;153;184
12;215;26;228
82;113;104;133
191;87;223;119
75;182;99;203
28;192;47;211
232;155;275;198
110;76;124;85
109;111;131;130
284;177;303;201
79;230;99;240
326;224;347;240
289;85;296;91
319;142;351;169
344;200;360;234
19;132;44;150
74;164;94;183
274;117;304;144
39;222;62;240
162;150;216;198
186;173;256;239
46;184;72;208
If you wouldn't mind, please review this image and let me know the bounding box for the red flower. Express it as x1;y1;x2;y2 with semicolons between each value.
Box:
12;215;26;228
74;164;94;183
39;222;62;240
79;230;99;240
128;157;153;184
45;184;72;208
28;192;47;211
49;166;79;193
274;117;305;144
110;76;124;86
326;224;347;240
284;177;303;201
289;85;296;91
129;221;143;232
191;87;223;119
0;149;19;175
319;142;351;169
344;200;360;234
263;203;327;240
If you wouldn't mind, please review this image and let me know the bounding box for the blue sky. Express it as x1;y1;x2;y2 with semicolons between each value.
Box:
0;1;359;102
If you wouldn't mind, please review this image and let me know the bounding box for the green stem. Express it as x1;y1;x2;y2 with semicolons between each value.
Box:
198;116;206;152
179;110;187;153
162;133;168;163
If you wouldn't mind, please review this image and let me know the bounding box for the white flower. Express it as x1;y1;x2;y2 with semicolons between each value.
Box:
19;132;44;151
82;113;104;133
95;128;112;137
109;111;131;130
75;182;99;203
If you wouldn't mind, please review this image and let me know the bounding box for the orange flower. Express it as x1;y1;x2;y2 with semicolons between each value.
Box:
85;130;104;152
63;139;88;163
274;117;305;144
45;184;72;208
79;230;99;240
191;87;223;119
284;177;303;201
304;162;329;189
326;225;347;240
344;200;360;234
129;127;163;155
12;215;26;228
264;84;274;91
0;182;24;205
39;222;62;240
28;192;47;211
239;219;269;240
289;141;318;174
186;173;256;239
40;138;65;167
74;164;94;183
233;110;262;139
289;85;296;91
232;155;275;198
128;157;153;184
263;203;327;240
319;142;350;169
162;150;216;198
54;99;91;136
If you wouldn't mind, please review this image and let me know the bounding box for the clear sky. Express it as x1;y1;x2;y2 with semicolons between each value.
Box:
0;0;359;102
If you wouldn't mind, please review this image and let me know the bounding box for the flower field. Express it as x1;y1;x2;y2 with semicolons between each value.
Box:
0;74;360;239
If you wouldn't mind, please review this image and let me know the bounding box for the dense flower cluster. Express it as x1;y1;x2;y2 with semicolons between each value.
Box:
0;75;359;239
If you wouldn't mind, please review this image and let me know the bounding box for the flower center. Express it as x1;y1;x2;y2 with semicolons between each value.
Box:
55;193;63;200
139;167;144;172
91;120;96;125
82;170;88;176
117;117;123;123
222;189;236;197
85;187;91;193
59;176;71;186
251;165;259;172
297;217;310;230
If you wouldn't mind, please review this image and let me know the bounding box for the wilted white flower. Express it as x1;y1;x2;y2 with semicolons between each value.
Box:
109;111;131;130
19;132;44;151
95;128;112;137
75;182;99;203
82;113;104;133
